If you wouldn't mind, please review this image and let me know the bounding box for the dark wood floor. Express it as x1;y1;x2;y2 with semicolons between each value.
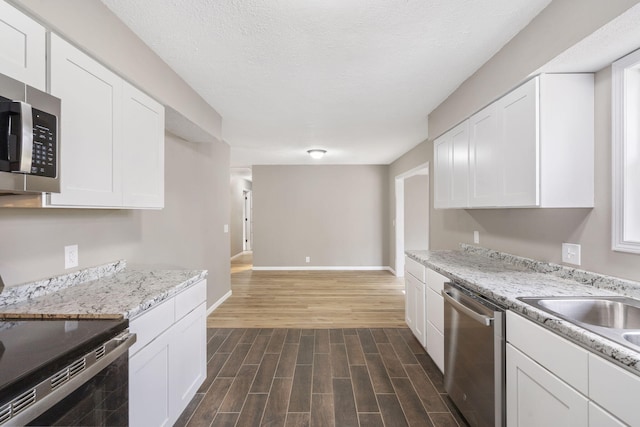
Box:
176;328;469;427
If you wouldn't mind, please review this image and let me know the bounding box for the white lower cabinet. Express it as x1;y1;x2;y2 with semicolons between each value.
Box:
405;272;426;346
507;344;588;427
425;269;447;373
506;311;638;427
129;280;207;427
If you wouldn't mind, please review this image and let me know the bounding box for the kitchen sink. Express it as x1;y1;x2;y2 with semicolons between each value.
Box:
518;296;640;353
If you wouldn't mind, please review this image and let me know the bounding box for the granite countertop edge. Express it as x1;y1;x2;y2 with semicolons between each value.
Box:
405;248;640;375
0;264;208;321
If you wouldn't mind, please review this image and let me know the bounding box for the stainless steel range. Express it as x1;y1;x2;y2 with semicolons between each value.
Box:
0;318;135;426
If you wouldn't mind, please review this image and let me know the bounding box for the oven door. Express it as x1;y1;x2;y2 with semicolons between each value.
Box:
3;332;135;427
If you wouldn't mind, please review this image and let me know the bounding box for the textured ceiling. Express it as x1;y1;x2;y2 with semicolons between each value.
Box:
101;0;551;167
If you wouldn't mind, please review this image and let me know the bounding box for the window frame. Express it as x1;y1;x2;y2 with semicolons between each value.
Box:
612;48;640;253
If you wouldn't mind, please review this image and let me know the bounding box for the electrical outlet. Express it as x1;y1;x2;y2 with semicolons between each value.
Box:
223;224;229;233
65;245;78;269
305;256;310;263
473;231;480;244
562;243;581;266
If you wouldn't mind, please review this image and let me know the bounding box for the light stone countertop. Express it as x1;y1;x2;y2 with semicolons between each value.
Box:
0;261;207;320
406;245;640;375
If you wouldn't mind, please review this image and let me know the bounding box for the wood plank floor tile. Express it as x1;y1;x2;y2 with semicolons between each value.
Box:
357;328;379;353
310;394;335;427
187;378;234;427
207;335;227;362
286;329;301;343
371;328;390;344
404;365;448;412
343;328;358;335
261;378;293;427
260;328;275;336
301;329;315;336
289;365;313;412
364;353;395;394
251;353;281;393
284;413;310;427
350;365;379;413
297;335;315;365
330;343;350;378
236;393;268;427
428;412;460;427
210;413;239;427
198;352;231;393
219;343;252;377
378;343;408;378
218;364;259;412
266;329;287;353
312;353;332;394
329;329;344;344
333;378;359;427
388;333;419;365
174;392;203;427
240;328;260;344
245;335;271;364
358;413;385;427
345;335;366;365
275;343;299;378
218;328;247;352
398;328;425;354
314;329;330;353
391;377;434;427
377;394;410;427
415;354;445;393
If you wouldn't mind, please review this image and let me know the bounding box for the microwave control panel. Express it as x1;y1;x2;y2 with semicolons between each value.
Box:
31;108;57;177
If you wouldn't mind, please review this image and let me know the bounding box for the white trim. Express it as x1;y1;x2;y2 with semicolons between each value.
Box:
394;162;430;278
252;266;394;272
207;290;232;316
612;48;640;254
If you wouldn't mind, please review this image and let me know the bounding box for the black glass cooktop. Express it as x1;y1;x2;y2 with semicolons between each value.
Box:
0;318;127;404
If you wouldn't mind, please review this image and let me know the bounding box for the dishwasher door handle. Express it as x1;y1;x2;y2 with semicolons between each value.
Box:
442;289;493;326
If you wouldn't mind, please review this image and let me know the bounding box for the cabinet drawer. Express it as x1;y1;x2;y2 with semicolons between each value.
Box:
175;280;207;320
506;311;588;395
405;257;426;282
589;354;640;427
426;287;444;332
130;297;175;356
426;268;448;293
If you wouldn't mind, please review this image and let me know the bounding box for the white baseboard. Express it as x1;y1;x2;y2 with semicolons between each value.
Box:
207;290;232;315
231;251;250;260
252;266;393;272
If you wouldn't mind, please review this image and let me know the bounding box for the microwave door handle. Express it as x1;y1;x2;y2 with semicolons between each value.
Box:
16;101;33;173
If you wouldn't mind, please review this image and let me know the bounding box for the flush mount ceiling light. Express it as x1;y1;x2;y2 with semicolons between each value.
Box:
307;149;327;159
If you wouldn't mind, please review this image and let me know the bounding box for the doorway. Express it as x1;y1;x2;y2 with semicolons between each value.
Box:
395;162;429;277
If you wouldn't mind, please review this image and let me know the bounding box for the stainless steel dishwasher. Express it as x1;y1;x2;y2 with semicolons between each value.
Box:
442;282;505;427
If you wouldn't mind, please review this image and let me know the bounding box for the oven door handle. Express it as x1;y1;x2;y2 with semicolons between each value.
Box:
442;289;493;326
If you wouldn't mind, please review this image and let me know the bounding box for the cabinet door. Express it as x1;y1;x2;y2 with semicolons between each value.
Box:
589;403;626;427
433;135;451;209
48;34;123;207
497;78;539;206
0;1;46;90
506;344;588;427
414;279;426;347
122;82;165;208
449;121;469;208
169;303;206;424
130;329;172;427
405;274;416;332
469;103;500;207
425;321;444;373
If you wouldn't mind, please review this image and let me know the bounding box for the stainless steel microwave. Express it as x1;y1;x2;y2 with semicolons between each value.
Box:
0;72;60;194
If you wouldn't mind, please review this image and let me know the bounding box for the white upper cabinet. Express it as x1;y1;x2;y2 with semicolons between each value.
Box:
436;73;594;209
0;1;46;90
48;34;123;207
47;34;164;209
122;82;164;208
434;121;469;209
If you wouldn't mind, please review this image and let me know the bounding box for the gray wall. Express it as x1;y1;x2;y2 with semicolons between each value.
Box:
389;0;640;282
253;165;389;268
404;174;429;250
230;177;252;257
0;0;231;308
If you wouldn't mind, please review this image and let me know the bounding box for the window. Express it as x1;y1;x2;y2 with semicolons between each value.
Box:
612;48;640;253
